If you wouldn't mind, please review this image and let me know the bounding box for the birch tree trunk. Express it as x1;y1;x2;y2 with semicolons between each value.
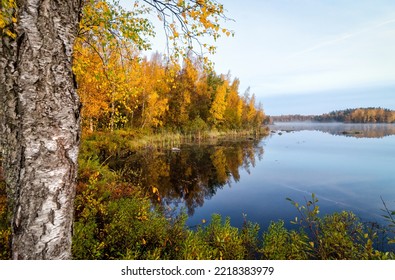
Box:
0;0;82;259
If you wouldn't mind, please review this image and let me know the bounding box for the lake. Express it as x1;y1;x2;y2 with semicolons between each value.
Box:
111;123;395;231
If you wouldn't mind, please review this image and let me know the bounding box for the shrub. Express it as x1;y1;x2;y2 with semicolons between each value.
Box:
192;214;261;260
260;220;310;260
72;185;188;260
287;194;394;260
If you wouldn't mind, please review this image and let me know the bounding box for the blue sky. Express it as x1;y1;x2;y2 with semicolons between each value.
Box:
209;0;395;115
130;0;395;115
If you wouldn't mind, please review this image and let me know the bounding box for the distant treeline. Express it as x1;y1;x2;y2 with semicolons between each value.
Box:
269;114;315;123
270;107;395;123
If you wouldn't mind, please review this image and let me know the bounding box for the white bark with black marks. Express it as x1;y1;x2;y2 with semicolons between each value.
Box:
0;0;82;259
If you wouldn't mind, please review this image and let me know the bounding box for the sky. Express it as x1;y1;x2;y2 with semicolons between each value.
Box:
133;0;395;115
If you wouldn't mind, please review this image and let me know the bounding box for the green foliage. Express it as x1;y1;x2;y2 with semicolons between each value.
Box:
286;194;394;260
73;159;188;259
381;197;395;245
184;116;208;137
179;229;212;259
85;197;185;259
318;211;371;259
261;221;310;260
194;214;256;259
240;219;261;259
78;155;117;187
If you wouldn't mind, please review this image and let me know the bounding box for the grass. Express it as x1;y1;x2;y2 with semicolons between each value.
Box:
80;127;268;159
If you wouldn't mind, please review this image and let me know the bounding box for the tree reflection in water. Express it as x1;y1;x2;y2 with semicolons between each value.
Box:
108;138;265;215
269;123;395;138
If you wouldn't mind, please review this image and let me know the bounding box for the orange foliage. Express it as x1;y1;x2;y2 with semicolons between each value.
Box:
73;1;263;132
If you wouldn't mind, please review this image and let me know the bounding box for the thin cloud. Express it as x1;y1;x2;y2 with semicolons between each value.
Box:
375;18;395;27
288;18;395;58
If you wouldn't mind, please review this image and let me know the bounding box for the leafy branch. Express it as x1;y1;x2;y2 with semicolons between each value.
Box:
381;196;395;244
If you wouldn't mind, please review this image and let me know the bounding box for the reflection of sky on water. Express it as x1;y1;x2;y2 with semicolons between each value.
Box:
187;125;395;232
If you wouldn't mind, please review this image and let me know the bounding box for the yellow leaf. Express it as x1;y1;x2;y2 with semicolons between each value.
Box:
5;29;16;39
152;186;158;194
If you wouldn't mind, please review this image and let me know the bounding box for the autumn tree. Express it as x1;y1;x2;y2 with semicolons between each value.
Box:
0;0;232;259
209;78;228;127
73;41;113;131
74;0;153;131
165;58;198;129
137;54;170;129
223;77;242;129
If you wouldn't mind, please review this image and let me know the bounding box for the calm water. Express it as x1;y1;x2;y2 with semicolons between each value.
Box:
113;123;395;231
191;123;395;230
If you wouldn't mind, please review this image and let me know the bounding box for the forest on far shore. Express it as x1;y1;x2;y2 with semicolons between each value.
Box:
269;107;395;123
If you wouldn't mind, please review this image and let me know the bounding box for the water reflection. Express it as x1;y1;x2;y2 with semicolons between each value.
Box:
109;138;264;215
269;122;395;138
104;125;395;231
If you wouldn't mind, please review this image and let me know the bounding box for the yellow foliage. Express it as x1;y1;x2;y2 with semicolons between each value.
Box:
0;0;16;38
71;1;265;132
209;82;228;125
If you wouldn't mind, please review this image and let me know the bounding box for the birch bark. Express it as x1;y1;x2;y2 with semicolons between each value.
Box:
0;0;82;259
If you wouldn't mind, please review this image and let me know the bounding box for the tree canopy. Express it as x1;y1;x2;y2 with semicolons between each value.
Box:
73;0;264;133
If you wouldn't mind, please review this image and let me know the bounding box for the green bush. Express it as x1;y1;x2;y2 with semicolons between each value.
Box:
381;197;395;245
261;220;310;260
286;194;394;260
318;211;367;259
72;184;188;260
184;117;208;136
196;214;254;259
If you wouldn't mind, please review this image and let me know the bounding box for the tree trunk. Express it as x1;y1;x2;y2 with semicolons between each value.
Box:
0;0;81;259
